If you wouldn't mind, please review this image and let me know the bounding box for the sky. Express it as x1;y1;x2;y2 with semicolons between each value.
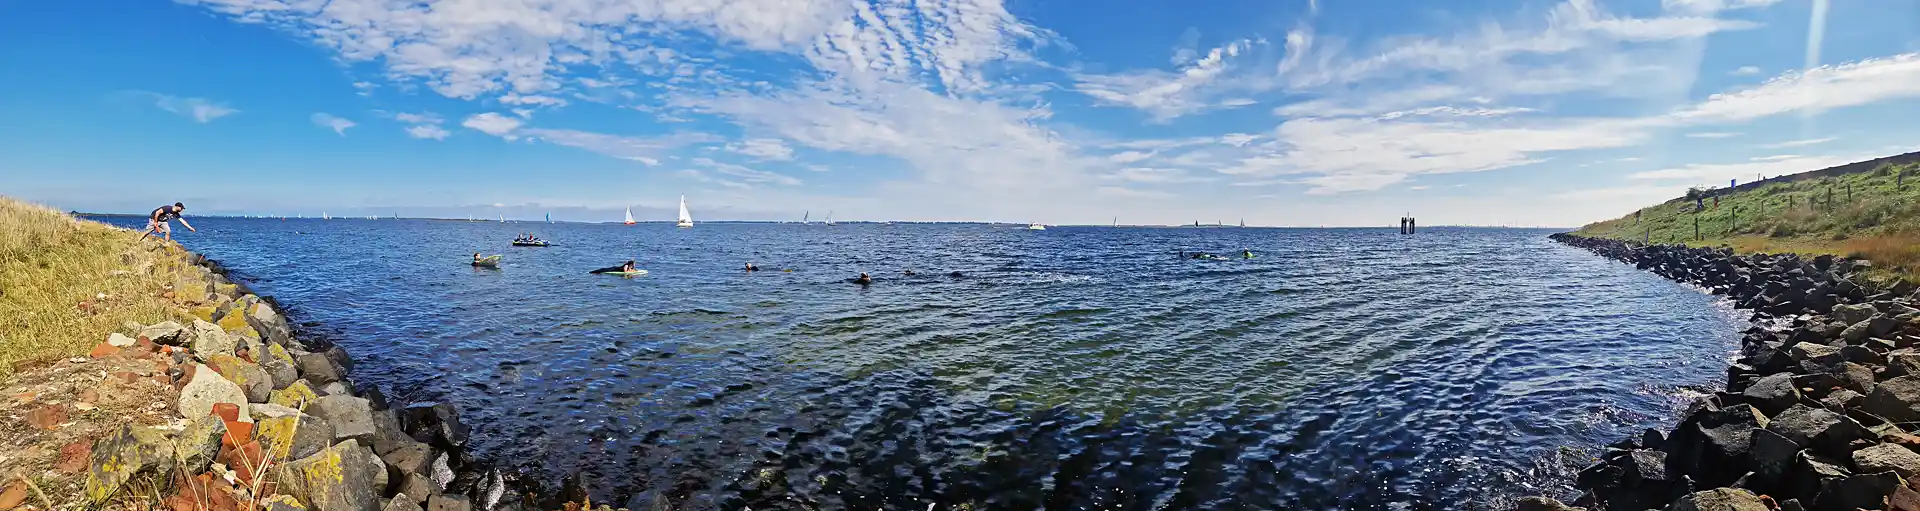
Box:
6;0;1920;226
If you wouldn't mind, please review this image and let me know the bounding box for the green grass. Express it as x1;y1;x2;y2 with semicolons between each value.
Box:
0;196;199;378
1573;161;1920;280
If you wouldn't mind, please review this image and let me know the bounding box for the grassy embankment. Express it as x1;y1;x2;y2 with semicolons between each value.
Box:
0;197;200;378
1573;161;1920;282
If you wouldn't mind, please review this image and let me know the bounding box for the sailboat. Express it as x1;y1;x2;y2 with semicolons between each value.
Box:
323;212;330;220
1112;216;1117;228
499;214;505;223
1239;219;1245;228
1027;222;1046;230
623;208;636;225
802;211;810;225
824;211;835;226
675;195;694;228
546;212;551;224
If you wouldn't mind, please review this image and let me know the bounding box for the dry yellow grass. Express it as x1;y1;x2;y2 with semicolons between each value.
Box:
0;196;201;378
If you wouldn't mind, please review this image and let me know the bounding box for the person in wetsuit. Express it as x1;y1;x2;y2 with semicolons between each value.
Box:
1242;249;1254;259
745;262;760;272
141;202;196;241
853;272;872;285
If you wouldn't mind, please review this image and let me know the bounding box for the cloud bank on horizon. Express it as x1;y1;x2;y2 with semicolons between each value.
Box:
7;0;1920;225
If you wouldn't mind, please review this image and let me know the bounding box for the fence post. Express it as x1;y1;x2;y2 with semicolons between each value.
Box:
1848;183;1853;202
1695;215;1700;240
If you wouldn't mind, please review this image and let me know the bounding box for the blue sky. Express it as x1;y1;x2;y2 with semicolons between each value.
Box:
6;0;1920;226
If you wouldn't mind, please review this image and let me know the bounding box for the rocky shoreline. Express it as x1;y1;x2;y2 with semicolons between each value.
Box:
74;249;552;510
1529;234;1920;511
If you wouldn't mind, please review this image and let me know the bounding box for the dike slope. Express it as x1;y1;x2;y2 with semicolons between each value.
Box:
1528;234;1920;511
0;201;548;511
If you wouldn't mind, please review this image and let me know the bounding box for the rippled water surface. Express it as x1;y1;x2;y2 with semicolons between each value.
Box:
107;218;1746;509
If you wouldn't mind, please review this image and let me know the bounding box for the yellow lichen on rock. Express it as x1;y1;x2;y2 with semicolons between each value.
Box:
271;380;320;410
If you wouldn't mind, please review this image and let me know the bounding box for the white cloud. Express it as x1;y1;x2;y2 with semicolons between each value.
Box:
461;112;524;138
311;113;357;136
405;124;451;140
137;92;237;122
1662;0;1783;14
1685;131;1740;138
1094;186;1173;199
1108;167;1207;184
1751;154;1799;161
1073;38;1263;121
676;169;750;189
1224;115;1649;193
500;94;567;107
1108;151;1155;164
522;129;719;164
728;138;794;161
692;157;801;185
1672;53;1920;122
1730;65;1761;75
1760;136;1837;149
1627;154;1857;182
393;112;449;140
393;113;440;125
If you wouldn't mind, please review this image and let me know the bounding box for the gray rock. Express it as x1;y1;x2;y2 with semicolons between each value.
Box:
1836;303;1879;325
174;414;227;474
279;439;382;511
1665;487;1768;511
1853;442;1920;478
177;363;251;423
190;319;238;361
311;395;376;444
254;408;333;461
381;441;434;477
394;473;436;503
1842;319;1876;342
1817;471;1902;511
426;494;473;511
323;381;353;397
1840;344;1881;364
1791;342;1845;371
139;320;187;345
208;355;274;403
1820;388;1865;410
1869;314;1901;338
1888;349;1920;377
107;332;136;347
1742;372;1799;415
1866;376;1920;423
1750;427;1799;482
84;425;178;503
1842;362;1877;395
262;358;299;391
1622;449;1671;485
369;409;409;455
1766;404;1872;456
384;495;424;511
297;352;344;385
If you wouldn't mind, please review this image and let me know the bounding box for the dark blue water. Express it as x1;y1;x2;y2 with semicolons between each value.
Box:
104;218;1745;509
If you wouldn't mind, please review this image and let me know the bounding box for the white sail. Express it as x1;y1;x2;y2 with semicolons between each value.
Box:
825;211;835;226
676;195;694;228
803;211;809;224
624;208;636;225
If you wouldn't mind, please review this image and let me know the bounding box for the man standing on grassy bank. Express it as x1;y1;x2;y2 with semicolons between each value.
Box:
140;202;195;241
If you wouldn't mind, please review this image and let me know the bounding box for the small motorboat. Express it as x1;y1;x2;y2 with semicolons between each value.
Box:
511;240;551;247
472;255;502;268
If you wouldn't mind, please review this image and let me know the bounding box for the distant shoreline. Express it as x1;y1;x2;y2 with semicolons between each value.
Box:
73;214;1571;229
